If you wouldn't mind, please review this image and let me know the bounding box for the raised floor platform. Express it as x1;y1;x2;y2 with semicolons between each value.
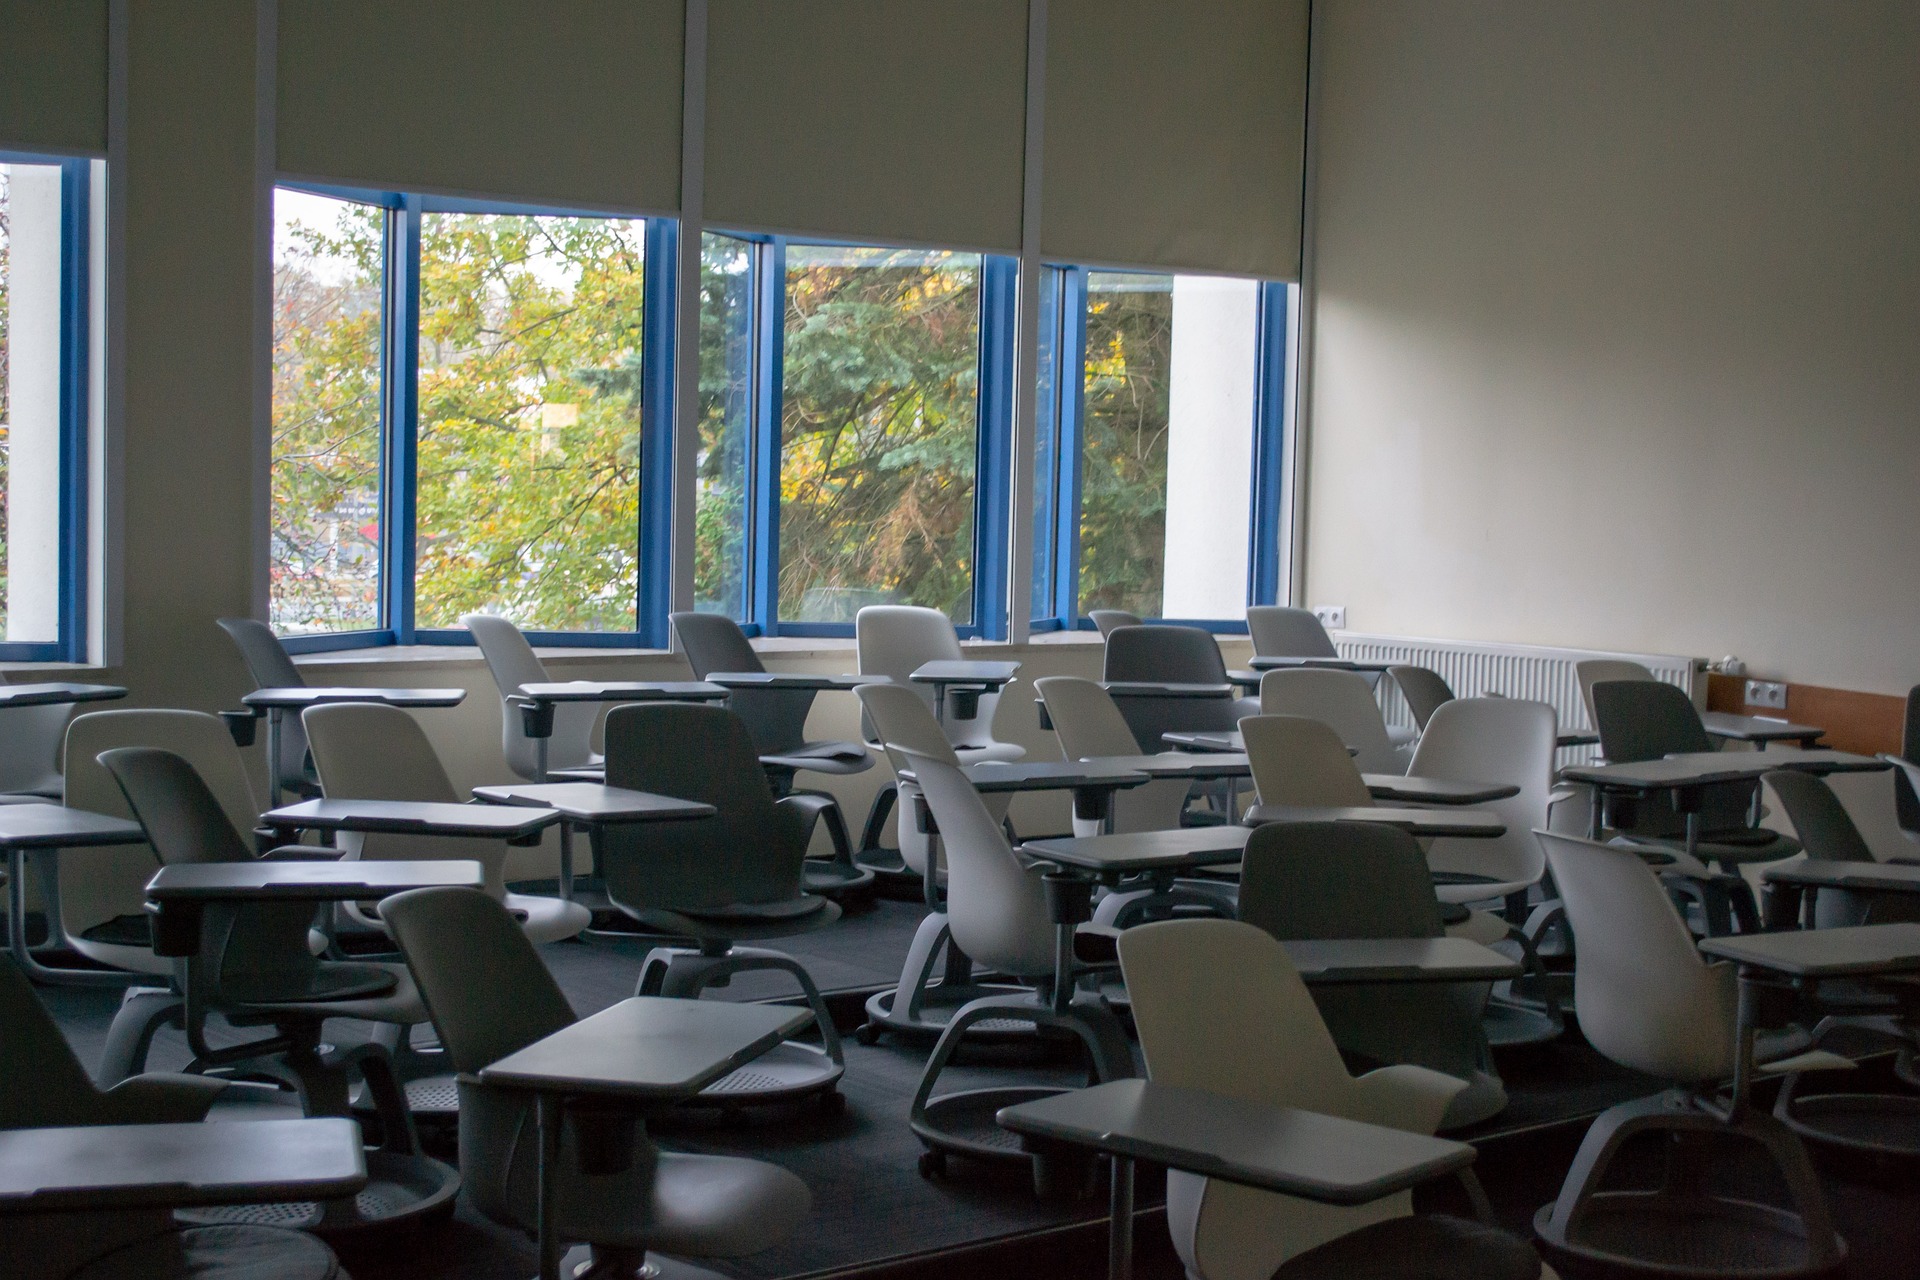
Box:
35;896;1920;1280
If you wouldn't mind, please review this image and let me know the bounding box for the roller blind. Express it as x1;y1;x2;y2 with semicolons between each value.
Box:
1042;0;1309;279
277;0;684;212
704;0;1028;252
0;0;109;155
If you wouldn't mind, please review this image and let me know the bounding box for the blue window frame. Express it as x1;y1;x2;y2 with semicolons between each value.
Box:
691;233;1018;641
271;183;677;653
1028;266;1292;633
0;153;93;664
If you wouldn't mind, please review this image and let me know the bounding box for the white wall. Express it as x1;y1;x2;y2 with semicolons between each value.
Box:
1304;0;1920;694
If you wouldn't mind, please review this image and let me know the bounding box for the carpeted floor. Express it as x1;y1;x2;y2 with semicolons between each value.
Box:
31;895;1920;1279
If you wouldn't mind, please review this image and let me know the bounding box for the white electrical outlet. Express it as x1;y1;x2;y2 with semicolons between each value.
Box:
1744;679;1788;711
1312;605;1346;630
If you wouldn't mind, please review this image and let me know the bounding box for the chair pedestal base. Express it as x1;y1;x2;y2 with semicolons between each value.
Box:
544;1245;737;1280
908;990;1134;1195
858;910;1031;1043
1534;1090;1845;1279
1774;1068;1920;1165
636;945;845;1107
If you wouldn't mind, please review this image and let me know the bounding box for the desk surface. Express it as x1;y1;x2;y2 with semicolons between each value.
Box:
703;671;874;691
1698;922;1920;978
472;782;714;823
0;1118;365;1213
1283;937;1523;984
147;858;485;902
1361;775;1520;806
243;685;465;709
264;797;559;840
1247;656;1393;674
1700;712;1824;743
0;804;145;849
1766;859;1920;893
1163;730;1246;753
1078;752;1253;781
0;682;127;708
1562;748;1887;791
909;660;1022;685
996;1079;1473;1206
1243;804;1506;840
518;680;728;703
950;761;1150;793
481;997;810;1101
1102;682;1237;699
1023;825;1250;874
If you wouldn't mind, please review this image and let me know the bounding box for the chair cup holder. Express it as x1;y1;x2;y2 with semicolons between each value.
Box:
1042;872;1095;926
219;709;259;748
515;697;555;739
948;688;982;720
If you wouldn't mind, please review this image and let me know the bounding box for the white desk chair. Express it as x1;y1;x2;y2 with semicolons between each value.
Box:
1120;918;1466;1280
1088;608;1142;637
854;682;1020;1042
1532;831;1849;1278
1572;658;1655;738
854;605;1024;762
1034;676;1189;836
465;612;603;781
302;702;589;946
1246;605;1340;660
216;616;316;798
1260;668;1413;775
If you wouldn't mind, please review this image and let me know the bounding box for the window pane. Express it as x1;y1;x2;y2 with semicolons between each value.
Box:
1078;272;1259;619
271;189;385;635
415;213;646;632
694;233;752;620
780;245;980;625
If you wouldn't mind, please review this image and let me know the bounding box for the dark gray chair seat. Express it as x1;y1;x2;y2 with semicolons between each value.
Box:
1272;1214;1539;1280
70;1224;349;1280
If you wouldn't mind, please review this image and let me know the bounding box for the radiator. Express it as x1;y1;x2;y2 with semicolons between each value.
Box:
1332;632;1702;762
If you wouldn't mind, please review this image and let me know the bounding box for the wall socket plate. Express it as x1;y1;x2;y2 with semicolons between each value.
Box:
1312;605;1347;630
1744;679;1788;710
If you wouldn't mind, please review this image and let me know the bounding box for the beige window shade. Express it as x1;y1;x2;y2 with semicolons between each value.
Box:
0;0;108;154
277;0;683;212
704;0;1027;252
1042;0;1309;279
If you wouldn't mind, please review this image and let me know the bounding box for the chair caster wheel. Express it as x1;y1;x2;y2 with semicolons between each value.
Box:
854;1024;880;1046
918;1150;947;1179
819;1089;846;1116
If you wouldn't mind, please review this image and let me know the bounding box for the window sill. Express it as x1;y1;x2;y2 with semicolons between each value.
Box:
288;631;1110;671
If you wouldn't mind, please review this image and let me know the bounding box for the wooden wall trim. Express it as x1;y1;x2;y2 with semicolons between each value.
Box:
1706;674;1907;756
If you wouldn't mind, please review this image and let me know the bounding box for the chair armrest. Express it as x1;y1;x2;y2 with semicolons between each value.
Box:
1072;922;1124;966
1347;1063;1466;1135
775;792;837;855
95;1072;229;1125
258;845;346;862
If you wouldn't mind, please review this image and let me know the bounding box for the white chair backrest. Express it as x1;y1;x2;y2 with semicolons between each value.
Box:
1121;918;1366;1112
1259;668;1403;774
1245;606;1338;659
855;682;956;877
1573;659;1656;733
464;613;597;778
854;605;1008;752
1536;830;1738;1083
1036;676;1188;834
894;743;1053;977
0;702;73;794
303;702;507;895
62;710;261;938
1408;698;1556;887
1240;714;1372;808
